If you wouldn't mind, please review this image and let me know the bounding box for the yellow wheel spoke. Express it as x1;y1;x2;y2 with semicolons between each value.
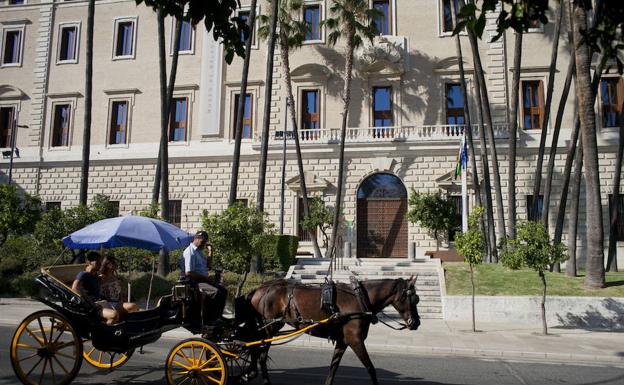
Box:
172;360;193;370
201;373;223;384
86;347;96;357
26;357;44;377
55;341;76;351
174;370;190;375
198;346;206;363
38;356;48;385
36;318;48;345
97;351;103;363
51;324;67;346
175;376;192;385
17;343;40;350
200;367;223;372
177;349;194;366
18;353;40;363
191;344;196;363
52;356;69;375
25;327;45;346
198;355;217;369
55;351;76;360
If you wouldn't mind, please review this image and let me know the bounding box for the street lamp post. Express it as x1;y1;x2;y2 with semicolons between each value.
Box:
8;116;27;185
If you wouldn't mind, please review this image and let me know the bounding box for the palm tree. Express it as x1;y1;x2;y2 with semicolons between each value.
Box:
229;0;258;207
256;0;280;213
531;3;564;226
79;0;95;206
606;117;623;272
567;140;583;277
259;0;322;258
508;30;522;240
156;10;170;222
462;0;505;258
153;16;183;204
324;0;380;260
571;0;605;289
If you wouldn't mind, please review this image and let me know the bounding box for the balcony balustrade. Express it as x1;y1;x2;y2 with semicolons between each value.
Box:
269;124;509;145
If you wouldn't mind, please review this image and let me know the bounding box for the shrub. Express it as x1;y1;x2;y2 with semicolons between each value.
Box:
0;185;42;250
126;272;176;301
407;190;456;250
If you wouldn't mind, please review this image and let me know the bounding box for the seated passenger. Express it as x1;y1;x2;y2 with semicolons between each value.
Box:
180;231;227;326
71;251;117;325
99;256;140;317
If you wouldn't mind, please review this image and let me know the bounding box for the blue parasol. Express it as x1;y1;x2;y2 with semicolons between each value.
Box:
62;215;194;251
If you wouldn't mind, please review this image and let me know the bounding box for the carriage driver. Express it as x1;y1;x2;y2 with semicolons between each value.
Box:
180;231;227;325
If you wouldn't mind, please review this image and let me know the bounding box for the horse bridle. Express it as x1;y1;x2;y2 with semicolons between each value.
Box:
378;280;420;331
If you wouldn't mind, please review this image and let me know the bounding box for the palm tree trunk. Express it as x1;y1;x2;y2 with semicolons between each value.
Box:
606;118;624;272
281;37;322;259
544;59;574;239
508;31;522;239
454;33;489;255
567;141;582;277
229;0;258;207
256;0;279;213
328;28;356;261
79;0;95;206
464;10;504;258
571;0;605;289
157;10;170;222
153;15;182;204
532;3;564;226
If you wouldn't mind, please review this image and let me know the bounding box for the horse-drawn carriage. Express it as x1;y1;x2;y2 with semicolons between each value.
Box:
10;217;421;385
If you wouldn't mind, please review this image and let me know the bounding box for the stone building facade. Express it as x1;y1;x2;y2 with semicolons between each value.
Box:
0;0;622;265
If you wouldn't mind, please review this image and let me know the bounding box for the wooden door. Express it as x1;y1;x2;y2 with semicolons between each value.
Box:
357;198;408;258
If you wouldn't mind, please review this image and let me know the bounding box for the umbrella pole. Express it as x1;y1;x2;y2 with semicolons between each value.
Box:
146;257;155;310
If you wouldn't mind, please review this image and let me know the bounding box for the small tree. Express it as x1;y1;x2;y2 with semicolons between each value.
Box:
201;203;274;296
500;221;567;335
0;185;42;250
455;206;485;333
300;197;334;254
407;190;456;251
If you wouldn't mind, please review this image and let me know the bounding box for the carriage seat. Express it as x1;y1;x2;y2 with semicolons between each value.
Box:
42;264;88;289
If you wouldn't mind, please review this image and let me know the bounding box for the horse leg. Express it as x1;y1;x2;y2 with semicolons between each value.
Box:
350;341;379;385
259;343;272;385
324;340;348;385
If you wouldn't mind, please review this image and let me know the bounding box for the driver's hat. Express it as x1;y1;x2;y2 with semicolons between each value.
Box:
194;230;208;240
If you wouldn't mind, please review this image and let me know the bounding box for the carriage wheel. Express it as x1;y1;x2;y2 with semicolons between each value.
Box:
165;338;228;385
219;342;255;384
10;310;83;385
82;340;134;369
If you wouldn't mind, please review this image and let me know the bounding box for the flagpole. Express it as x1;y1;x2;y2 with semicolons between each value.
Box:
461;135;468;233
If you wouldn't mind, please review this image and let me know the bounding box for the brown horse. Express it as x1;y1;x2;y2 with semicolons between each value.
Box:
242;277;420;385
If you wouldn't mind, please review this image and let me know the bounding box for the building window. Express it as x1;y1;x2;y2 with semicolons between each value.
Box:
373;0;391;35
52;104;71;147
58;25;78;62
109;101;129;145
442;0;460;33
175;19;194;53
373;86;393;127
304;4;321;41
445;83;465;125
0;106;15;148
168;200;182;228
2;28;23;65
600;78;623;128
9;1;25;4
45;202;61;211
522;80;544;130
110;201;120;217
235;198;249;208
169;97;188;142
233;93;253;139
114;19;135;58
609;195;624;242
527;195;544;222
301;89;320;130
298;197;316;242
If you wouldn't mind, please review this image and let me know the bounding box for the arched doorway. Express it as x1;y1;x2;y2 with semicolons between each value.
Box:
356;173;408;258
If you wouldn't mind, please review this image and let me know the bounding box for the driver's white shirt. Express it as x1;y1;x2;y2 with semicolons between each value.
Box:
181;243;208;278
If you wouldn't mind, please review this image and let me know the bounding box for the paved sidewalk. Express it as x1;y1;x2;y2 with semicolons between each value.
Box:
2;298;623;366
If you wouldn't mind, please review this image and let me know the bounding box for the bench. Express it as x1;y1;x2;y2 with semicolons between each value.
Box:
425;249;464;263
42;264;88;290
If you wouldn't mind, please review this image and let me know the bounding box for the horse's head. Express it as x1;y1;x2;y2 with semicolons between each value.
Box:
391;276;420;330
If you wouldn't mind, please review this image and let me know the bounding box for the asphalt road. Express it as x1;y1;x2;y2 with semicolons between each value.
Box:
0;325;623;385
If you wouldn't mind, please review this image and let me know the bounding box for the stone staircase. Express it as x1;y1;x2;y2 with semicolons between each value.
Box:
286;258;445;319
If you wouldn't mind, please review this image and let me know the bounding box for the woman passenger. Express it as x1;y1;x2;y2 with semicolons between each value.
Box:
99;256;140;320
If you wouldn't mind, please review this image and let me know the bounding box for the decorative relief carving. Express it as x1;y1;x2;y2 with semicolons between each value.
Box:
357;36;407;76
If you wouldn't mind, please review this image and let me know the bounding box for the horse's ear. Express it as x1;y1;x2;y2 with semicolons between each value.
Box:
409;274;418;286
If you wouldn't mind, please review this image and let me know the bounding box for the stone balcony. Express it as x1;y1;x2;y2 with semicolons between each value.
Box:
266;124;510;146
